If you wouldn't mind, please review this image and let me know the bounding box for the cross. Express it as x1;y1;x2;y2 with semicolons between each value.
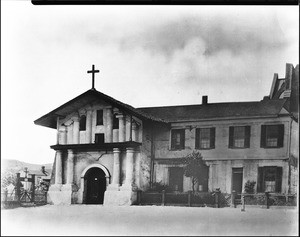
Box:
87;65;100;90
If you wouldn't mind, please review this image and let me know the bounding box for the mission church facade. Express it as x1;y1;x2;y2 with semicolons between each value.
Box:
34;63;299;205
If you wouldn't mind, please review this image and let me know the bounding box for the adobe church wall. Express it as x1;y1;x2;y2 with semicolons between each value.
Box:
72;151;114;186
138;122;156;191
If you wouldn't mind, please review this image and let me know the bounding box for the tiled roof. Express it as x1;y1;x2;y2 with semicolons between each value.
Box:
35;89;289;129
137;99;288;122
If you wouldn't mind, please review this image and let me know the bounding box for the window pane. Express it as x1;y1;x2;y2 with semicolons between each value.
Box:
199;128;211;148
176;133;181;145
234;139;245;148
264;167;276;192
266;125;279;138
171;129;184;149
233;127;245;147
265;181;276;192
266;125;280;147
234;126;245;139
266;138;278;147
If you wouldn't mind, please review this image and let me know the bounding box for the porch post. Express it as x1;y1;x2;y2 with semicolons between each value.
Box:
123;148;135;189
66;149;74;184
55;151;63;185
86;108;93;143
116;113;126;142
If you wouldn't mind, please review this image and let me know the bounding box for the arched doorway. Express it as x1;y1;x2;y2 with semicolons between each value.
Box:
84;167;107;204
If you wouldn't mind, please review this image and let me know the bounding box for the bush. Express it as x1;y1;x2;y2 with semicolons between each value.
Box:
244;180;256;194
148;182;169;192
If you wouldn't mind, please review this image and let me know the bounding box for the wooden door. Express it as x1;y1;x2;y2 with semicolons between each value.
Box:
85;168;106;204
232;168;243;194
169;167;184;192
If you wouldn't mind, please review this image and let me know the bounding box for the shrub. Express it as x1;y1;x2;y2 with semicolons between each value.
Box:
148;181;169;192
244;180;256;194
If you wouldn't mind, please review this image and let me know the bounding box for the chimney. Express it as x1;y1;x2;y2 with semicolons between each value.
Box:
202;95;208;105
285;63;294;90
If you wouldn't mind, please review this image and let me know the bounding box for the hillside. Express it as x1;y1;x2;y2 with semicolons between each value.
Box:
1;159;52;174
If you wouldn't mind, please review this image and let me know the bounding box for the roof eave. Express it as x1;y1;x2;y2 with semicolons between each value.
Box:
34;89;167;129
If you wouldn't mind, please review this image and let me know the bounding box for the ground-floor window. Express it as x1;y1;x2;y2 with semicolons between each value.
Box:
257;166;282;193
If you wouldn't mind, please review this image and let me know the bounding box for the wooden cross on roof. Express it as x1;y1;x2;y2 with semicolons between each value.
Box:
87;65;100;90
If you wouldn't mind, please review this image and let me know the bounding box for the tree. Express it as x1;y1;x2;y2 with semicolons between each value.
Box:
183;151;208;192
1;170;17;190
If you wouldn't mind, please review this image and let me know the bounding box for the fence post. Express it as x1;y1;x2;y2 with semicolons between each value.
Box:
31;174;35;203
231;190;236;208
162;190;165;206
241;193;245;212
214;188;220;208
265;191;269;209
16;173;21;203
188;191;192;207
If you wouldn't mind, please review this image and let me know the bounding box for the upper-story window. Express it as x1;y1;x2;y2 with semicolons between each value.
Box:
95;133;105;144
79;115;86;131
229;126;250;148
113;114;119;129
261;124;284;148
171;129;185;150
96;110;104;125
195;127;215;149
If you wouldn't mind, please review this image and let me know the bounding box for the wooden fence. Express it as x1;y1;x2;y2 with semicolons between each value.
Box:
137;190;297;209
1;189;48;209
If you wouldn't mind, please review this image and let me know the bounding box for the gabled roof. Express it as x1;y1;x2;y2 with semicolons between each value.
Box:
137;99;288;122
34;89;166;129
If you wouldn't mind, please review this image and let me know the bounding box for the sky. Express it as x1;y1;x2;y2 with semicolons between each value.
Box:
1;3;299;165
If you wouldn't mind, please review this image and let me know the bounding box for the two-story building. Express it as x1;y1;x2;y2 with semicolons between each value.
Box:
34;63;298;205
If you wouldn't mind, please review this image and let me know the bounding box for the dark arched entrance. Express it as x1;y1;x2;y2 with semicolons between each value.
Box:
84;167;106;204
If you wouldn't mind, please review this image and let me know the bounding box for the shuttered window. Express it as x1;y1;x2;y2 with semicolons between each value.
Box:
171;129;185;150
257;166;282;193
228;126;251;148
260;124;284;148
195;127;215;149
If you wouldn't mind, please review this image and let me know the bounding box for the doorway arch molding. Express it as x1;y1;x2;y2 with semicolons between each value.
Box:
81;163;110;179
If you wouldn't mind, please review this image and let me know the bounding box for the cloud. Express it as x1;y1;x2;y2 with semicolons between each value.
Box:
118;12;288;59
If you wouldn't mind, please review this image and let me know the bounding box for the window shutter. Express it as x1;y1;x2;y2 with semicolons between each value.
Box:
277;124;284;148
210;127;216;148
195;128;200;149
275;167;282;193
245;126;251;148
229;126;234;148
260;125;266;148
180;130;185;149
257;167;264;193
